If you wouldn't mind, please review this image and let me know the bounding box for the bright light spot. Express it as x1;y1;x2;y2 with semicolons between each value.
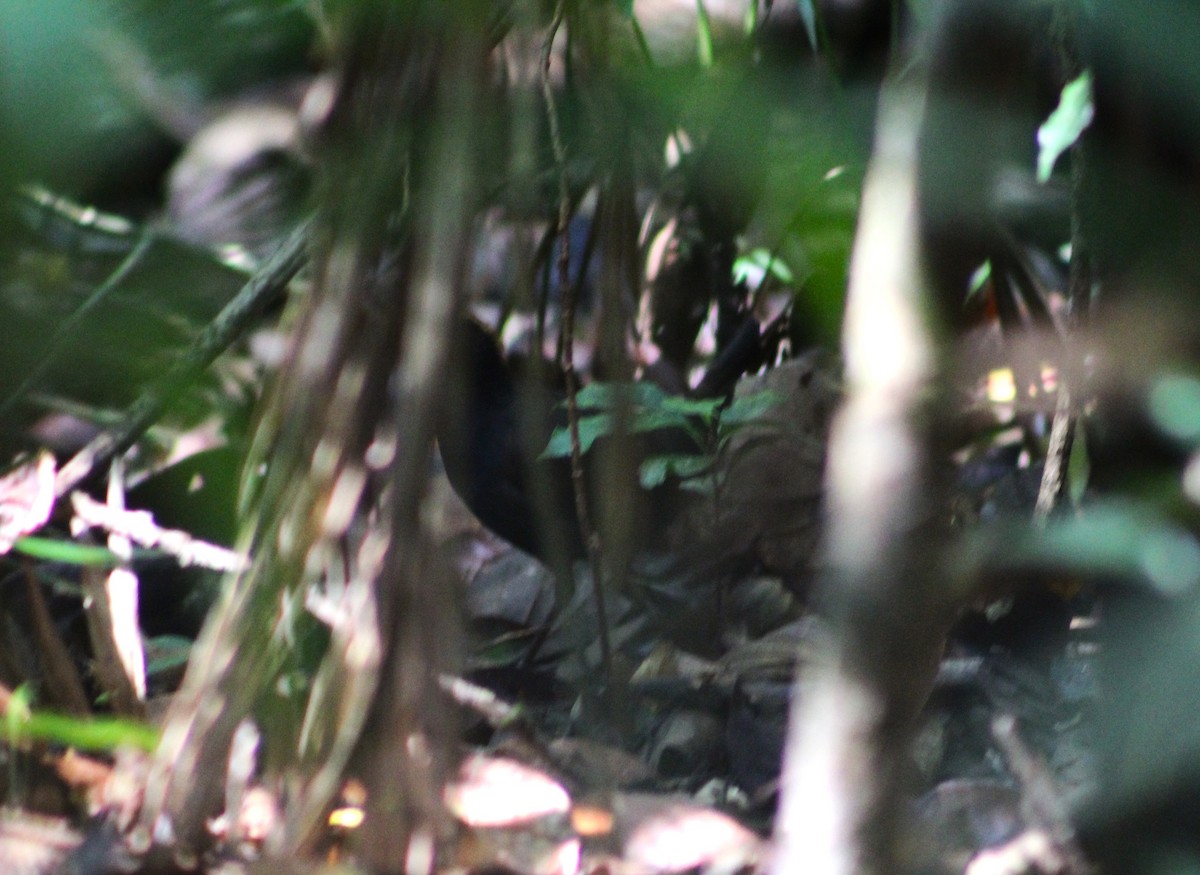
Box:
328;805;364;830
987;368;1017;404
1041;365;1059;393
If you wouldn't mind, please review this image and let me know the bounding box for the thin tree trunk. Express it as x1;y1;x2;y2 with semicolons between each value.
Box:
770;78;957;875
137;4;489;865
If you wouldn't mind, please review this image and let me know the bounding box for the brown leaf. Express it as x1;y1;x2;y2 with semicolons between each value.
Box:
445;753;572;828
0;451;56;553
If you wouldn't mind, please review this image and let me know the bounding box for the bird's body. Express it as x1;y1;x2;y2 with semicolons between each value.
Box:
437;317;838;589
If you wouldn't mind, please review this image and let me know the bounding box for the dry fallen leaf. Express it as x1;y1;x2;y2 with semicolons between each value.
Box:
0;451;55;553
444;753;571;828
615;793;763;874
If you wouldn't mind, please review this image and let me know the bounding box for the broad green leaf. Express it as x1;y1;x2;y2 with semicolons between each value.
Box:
1037;71;1093;183
576;381;670;410
1149;374;1200;443
472;629;546;670
543;414;617;458
574;380;721;420
639;454;713;488
145;635;193;678
4;683;158;751
971;502;1200;596
7;684;32;747
630;407;699;437
655;394;723;420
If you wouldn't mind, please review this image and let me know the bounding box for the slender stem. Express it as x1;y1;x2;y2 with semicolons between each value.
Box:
541;0;612;682
55;219;311;497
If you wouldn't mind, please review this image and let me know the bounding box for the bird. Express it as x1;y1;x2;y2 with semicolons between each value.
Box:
436;316;838;591
437;318;679;567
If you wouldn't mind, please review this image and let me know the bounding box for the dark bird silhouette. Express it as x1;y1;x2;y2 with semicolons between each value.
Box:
438;318;574;559
438;318;683;566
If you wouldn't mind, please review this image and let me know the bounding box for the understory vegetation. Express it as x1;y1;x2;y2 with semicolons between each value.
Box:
1;2;1199;874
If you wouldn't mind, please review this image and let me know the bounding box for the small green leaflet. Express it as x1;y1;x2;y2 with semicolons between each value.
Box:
733;248;796;287
13;537;120;566
1037;71;1093;183
1068;425;1090;508
5;682;159;751
795;0;819;52
695;0;714;67
967;260;992;300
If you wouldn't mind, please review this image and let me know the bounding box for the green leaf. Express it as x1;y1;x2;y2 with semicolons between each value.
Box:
7;684;32;747
1067;426;1090;508
1037;71;1093;183
1149;374;1200;443
13;537;119;566
654;394;723;420
5;683;158;751
794;0;819;52
720;390;782;426
542;413;617;459
976;502;1200;596
576;380;722;421
20;711;159;752
145;634;193;678
639;454;713;488
695;0;714;67
576;381;670;410
733;247;796;287
629;407;695;435
471;628;546;670
967;259;992;300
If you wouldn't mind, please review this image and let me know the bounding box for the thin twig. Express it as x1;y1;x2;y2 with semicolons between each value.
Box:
1034;8;1092;526
1034;385;1073;525
21;561;91;717
541;0;612;681
439;674;523;729
70;492;247;572
55;218;311;498
78;460;146;717
992;715;1092;874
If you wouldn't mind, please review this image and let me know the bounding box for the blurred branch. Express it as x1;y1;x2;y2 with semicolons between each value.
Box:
21;562;91;717
70;492;247;573
135;2;485;862
1035;7;1092;525
54;217;311;498
992;715;1091;874
771;77;955;875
